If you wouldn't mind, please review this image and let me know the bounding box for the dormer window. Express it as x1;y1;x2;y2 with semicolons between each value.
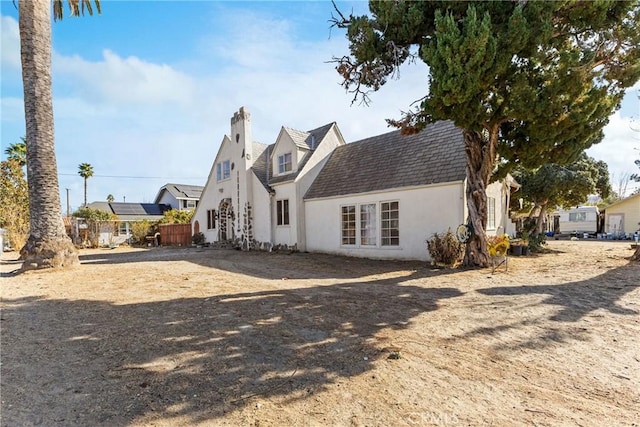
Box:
216;160;231;181
278;152;292;174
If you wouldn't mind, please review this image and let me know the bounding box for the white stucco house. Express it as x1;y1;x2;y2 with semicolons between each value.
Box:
192;107;518;261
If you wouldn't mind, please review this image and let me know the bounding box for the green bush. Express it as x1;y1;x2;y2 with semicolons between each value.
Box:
160;209;194;224
427;228;464;267
521;230;547;253
130;220;151;245
192;232;206;245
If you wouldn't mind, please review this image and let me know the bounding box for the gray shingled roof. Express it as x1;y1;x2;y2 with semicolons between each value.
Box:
157;183;204;200
304;121;466;200
252;122;337;189
251;142;273;191
283;127;311;149
281;122;334;150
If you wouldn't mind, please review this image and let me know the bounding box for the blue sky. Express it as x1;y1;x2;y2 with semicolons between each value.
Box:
1;1;639;211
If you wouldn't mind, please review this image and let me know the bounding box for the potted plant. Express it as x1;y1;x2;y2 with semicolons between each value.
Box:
509;237;523;256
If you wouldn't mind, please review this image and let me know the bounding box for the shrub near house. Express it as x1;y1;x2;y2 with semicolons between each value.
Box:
72;207;118;247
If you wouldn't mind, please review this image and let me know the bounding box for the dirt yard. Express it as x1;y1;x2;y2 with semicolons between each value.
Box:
1;240;638;426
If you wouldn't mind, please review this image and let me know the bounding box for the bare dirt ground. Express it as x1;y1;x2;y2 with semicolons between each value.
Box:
1;240;639;427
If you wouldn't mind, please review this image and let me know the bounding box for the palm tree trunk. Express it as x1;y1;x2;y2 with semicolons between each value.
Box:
19;0;78;269
463;129;497;268
84;177;88;206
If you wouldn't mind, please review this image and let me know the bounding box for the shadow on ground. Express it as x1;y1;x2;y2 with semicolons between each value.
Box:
462;262;640;350
77;246;460;281
1;275;461;426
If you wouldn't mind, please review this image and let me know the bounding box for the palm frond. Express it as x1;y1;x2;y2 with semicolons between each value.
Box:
53;0;101;21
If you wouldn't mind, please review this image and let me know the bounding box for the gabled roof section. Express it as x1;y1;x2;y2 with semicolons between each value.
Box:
304;120;466;200
267;122;338;186
283;127;312;150
604;192;640;210
155;183;204;203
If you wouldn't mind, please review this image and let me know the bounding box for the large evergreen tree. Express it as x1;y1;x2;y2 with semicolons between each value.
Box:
18;0;100;270
333;1;640;267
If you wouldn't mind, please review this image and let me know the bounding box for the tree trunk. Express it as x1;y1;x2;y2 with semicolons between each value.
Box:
535;202;548;236
84;177;88;206
463;129;497;268
632;245;640;262
19;0;78;270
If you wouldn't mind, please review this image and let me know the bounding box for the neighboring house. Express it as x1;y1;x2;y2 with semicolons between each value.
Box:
557;206;600;235
604;193;640;238
85;202;171;245
192;107;518;261
154;183;204;211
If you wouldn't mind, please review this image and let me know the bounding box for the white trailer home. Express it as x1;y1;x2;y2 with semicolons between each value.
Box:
558;206;599;235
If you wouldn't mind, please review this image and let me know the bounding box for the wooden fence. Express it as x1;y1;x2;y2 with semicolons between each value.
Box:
159;223;192;246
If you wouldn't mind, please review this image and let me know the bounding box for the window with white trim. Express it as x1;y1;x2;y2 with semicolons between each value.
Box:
487;197;496;229
381;201;399;246
216;160;231;181
341;201;399;247
278;152;292;174
341;205;356;245
277;199;289;226
118;221;129;236
360;204;377;246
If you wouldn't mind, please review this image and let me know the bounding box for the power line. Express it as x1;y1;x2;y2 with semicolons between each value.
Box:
58;173;207;180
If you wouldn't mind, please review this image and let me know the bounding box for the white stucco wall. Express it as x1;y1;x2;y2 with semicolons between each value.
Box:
250;172;272;244
305;182;465;261
192;108;257;245
294;125;344;251
192;142;223;243
484;180;513;236
192;140;242;243
272;181;297;246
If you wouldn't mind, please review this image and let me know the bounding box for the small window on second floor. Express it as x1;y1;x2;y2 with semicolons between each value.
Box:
216;160;231;181
278;152;292;174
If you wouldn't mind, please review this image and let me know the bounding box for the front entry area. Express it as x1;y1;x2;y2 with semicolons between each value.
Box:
218;198;235;241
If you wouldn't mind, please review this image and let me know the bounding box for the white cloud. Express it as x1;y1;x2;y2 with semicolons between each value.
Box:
588;111;640;194
53;50;197;107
